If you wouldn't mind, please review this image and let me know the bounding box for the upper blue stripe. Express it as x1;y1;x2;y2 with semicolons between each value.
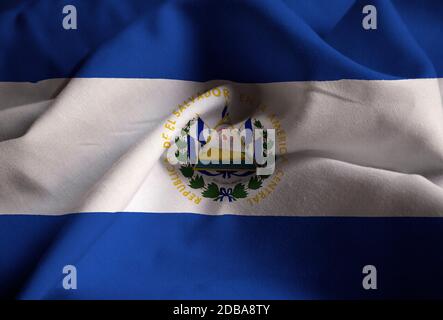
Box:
0;0;442;82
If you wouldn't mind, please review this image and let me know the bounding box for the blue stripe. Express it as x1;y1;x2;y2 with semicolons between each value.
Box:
0;0;443;82
1;213;442;299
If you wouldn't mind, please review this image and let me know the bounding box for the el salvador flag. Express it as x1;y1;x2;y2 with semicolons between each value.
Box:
1;0;443;299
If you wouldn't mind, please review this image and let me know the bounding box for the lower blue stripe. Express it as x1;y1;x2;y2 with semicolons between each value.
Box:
1;213;442;299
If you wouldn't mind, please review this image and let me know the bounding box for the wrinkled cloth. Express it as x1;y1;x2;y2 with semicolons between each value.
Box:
1;0;443;300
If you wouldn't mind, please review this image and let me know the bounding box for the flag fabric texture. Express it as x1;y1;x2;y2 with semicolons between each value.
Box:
1;0;443;299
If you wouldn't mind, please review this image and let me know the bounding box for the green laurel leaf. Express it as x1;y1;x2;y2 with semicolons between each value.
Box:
248;176;262;190
232;183;248;199
202;183;219;199
189;175;205;189
254;119;263;129
179;165;194;178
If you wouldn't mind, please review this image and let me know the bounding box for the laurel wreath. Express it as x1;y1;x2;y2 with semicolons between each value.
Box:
174;118;271;202
179;165;269;201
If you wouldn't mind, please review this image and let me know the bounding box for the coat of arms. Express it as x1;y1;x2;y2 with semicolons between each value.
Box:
173;106;274;202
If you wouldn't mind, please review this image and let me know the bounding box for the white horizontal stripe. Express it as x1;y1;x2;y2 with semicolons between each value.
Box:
1;78;443;216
